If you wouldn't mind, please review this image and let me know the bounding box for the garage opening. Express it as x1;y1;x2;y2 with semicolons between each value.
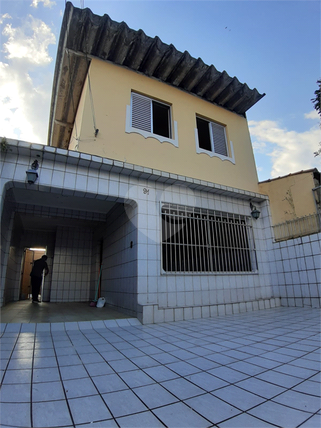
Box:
1;185;138;321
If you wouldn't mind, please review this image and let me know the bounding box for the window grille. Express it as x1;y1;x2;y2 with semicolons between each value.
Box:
161;203;257;273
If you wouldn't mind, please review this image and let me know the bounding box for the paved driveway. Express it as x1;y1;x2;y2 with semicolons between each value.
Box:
0;307;320;427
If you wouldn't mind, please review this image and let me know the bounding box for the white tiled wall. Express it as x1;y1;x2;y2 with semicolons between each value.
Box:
50;226;93;302
1;140;318;324
261;196;321;309
101;203;138;316
134;181;279;323
268;232;321;308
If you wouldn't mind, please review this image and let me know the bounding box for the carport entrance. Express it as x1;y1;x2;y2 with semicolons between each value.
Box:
1;184;138;320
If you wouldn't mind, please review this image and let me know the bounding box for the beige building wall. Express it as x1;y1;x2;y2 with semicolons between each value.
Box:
70;58;260;193
259;171;317;225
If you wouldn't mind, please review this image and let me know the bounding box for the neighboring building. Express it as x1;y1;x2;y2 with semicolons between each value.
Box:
259;169;321;241
1;2;300;322
259;169;320;224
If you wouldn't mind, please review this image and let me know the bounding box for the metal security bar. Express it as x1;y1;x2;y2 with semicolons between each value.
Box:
161;203;257;273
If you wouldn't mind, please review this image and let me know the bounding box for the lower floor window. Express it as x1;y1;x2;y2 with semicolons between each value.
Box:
162;203;257;273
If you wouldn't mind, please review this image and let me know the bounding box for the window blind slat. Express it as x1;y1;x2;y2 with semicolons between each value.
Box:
210;122;228;156
131;93;152;132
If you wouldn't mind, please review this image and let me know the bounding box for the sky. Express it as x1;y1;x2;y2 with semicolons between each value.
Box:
0;0;320;181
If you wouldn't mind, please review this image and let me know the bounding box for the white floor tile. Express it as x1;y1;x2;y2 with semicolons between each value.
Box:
32;381;65;402
69;395;113;425
32;399;73;427
186;371;229;391
249;400;314;428
117;411;165;427
102;389;147;418
119;369;155;388
153;401;210;428
63;378;97;398
211;384;266;411
0;402;31;427
218;412;273;427
272;389;321;413
133;383;178;408
92;373;128;393
161;377;204;400
185;393;241;424
0;307;320;428
143;365;179;382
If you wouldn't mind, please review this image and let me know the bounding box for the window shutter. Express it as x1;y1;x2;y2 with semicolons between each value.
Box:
131;93;152;132
211;122;228;156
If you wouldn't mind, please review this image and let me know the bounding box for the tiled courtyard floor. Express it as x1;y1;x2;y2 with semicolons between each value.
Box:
0;307;320;428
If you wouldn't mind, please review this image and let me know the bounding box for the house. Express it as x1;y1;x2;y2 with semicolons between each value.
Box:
1;2;287;323
259;169;321;241
259;169;320;225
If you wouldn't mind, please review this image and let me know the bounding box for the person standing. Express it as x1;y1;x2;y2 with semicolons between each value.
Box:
30;255;49;302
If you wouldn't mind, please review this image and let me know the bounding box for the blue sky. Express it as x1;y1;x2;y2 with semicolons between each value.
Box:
0;0;320;181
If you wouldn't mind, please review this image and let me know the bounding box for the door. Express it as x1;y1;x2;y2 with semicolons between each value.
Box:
20;249;46;299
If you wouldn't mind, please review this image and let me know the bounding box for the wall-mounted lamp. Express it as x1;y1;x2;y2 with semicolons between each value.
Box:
26;159;39;184
250;201;260;220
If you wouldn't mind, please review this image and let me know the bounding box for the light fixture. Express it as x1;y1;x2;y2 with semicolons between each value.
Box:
26;159;39;184
250;201;260;220
29;248;46;251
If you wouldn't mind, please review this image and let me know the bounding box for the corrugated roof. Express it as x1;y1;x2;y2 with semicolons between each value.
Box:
48;2;265;148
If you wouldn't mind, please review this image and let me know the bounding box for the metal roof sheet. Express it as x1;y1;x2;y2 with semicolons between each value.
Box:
48;2;265;148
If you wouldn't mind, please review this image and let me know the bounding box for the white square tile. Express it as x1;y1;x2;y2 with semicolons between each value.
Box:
69;395;112;425
0;402;31;427
116;411;164;428
161;377;203;400
212;384;265;410
102;390;147;418
32;381;65;402
185;393;241;425
32;399;73;427
153;401;210;428
133;383;178;408
249;400;313;427
63;377;97;398
92;373;128;393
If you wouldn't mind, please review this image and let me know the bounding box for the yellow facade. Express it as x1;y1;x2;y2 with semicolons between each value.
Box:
70;58;259;192
259;171;318;225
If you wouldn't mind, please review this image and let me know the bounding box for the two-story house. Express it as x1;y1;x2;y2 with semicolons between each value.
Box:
1;2;282;323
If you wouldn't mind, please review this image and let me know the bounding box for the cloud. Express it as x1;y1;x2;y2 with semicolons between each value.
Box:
249;117;321;178
0;16;56;144
304;110;320;120
0;13;12;24
31;0;56;8
2;15;55;65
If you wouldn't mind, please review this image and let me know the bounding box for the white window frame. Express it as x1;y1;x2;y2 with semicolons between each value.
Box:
195;116;235;164
126;92;178;148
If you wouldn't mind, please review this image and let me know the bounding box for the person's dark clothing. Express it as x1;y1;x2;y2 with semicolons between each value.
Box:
30;257;49;302
31;276;43;301
31;258;48;278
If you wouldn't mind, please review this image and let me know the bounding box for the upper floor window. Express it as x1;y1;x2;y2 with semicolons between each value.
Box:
195;116;235;163
132;92;171;138
196;117;227;156
126;92;178;147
